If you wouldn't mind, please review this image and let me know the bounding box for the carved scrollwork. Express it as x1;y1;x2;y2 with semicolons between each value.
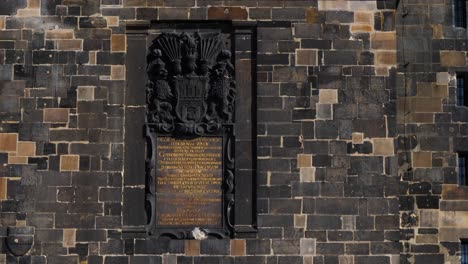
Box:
146;32;236;135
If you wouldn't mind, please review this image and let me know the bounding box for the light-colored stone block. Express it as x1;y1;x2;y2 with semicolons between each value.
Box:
420;210;439;227
350;24;374;33
440;227;468;242
297;154;312;168
440;51;466;67
376;51;397;65
8;156;28;164
17;142;35;156
111;65;125;80
106;16;119;27
57;39;82;51
352;133;364;144
45;29;74;39
371;32;396;50
60;155;80;172
339;256;353;264
0;178;7;200
295;214;306;228
318;0;349;10
300;238;316;255
373;138;394;156
436;72;450;85
230;240;246;256
355;12;373;24
319;89;338;104
185;240;200;256
111;34;126;52
63;229;76;248
300;167;316;182
412;152;432;168
0;133;18;152
440;211;468;228
16;8;40;17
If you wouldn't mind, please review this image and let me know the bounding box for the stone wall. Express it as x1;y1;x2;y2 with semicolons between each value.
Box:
397;0;468;263
0;0;464;264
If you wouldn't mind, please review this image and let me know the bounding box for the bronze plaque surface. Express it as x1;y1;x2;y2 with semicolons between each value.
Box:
156;136;223;228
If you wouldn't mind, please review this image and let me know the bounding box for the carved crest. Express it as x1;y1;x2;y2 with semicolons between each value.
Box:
146;32;236;135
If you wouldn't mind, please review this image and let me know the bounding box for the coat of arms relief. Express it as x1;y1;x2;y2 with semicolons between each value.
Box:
146;32;236;135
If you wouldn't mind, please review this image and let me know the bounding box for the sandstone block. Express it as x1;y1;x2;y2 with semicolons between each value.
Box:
8;156;28;164
319;89;338;104
63;229;76;248
408;113;434;123
29;0;40;8
295;215;306;228
45;29;74;39
413;152;431;168
300;167;316;182
111;34;126;52
420;210;439;228
300;238;316;255
185;240;200;256
442;185;468;200
17;8;40;17
355;12;373;24
440;51;466;67
433;85;448;98
440;211;468;228
298;154;312;168
350;24;373;33
296;49;317;66
440;227;468;241
0;178;7;200
0;133;18;152
412;98;442;113
375;51;397;65
373;138;394;156
230;240;246;256
352;133;364;144
432;24;443;39
111;65;125;80
371;32;396;50
306;7;323;24
436;72;450;84
106;16;119;27
318;0;349;11
0;17;4;30
57;39;82;51
17;142;35;156
60;155;80;171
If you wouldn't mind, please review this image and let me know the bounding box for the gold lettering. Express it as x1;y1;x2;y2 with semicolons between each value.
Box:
155;137;223;228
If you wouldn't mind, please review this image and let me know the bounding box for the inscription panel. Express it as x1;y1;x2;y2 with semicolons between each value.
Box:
156;136;223;228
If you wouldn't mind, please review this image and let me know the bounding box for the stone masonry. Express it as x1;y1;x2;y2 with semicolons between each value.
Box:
0;0;465;264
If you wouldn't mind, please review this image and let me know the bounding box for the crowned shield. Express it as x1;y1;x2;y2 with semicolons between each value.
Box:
174;76;208;123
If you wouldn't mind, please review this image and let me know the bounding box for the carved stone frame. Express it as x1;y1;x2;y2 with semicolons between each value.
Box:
123;21;257;239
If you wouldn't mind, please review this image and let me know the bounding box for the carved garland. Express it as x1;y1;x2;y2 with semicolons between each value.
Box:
145;32;236;239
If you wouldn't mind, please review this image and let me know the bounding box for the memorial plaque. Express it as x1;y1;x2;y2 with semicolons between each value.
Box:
125;21;256;238
144;30;237;238
155;137;223;228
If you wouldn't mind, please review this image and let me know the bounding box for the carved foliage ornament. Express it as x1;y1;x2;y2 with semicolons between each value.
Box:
146;32;236;135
